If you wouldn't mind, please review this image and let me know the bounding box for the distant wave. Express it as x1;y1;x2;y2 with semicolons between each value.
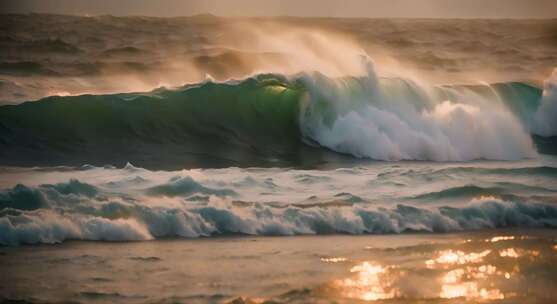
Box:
1;59;556;168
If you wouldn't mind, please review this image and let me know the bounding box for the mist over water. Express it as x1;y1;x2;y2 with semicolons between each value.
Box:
300;58;540;161
1;15;556;103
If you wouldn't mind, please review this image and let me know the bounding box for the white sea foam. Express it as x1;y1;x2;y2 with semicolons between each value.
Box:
2;194;556;246
1;162;556;245
300;58;537;161
0;211;152;245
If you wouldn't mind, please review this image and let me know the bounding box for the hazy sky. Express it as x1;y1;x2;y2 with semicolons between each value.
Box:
2;0;557;18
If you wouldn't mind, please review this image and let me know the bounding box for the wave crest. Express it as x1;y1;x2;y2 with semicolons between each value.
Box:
300;59;536;161
2;178;556;245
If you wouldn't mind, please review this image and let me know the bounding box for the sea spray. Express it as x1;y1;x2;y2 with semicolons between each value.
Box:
300;57;536;160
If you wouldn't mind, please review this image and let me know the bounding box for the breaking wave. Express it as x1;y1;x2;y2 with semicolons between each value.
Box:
1;169;557;245
1;59;556;168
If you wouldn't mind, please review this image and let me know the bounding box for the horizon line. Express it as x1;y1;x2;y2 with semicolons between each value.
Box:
2;12;557;20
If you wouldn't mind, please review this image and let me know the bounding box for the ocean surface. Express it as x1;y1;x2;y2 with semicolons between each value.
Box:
1;231;557;303
1;14;557;303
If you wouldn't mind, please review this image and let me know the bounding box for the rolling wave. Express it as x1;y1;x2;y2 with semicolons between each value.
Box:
0;60;556;168
1;160;556;245
1;176;557;246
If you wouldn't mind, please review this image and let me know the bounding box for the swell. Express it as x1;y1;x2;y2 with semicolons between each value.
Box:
0;74;327;169
0;69;556;168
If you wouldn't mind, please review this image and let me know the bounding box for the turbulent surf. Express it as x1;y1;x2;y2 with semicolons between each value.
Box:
1;158;557;245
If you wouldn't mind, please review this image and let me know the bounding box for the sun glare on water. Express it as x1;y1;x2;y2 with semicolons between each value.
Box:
335;262;398;301
425;249;491;267
426;249;508;300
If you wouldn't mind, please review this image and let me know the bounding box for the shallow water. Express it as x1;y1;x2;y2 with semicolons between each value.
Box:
1;230;556;303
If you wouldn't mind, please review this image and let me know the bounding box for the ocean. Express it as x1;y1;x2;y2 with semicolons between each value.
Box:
1;231;556;303
1;14;557;303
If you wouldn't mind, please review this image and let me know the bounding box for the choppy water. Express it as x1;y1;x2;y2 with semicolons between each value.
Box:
1;156;557;245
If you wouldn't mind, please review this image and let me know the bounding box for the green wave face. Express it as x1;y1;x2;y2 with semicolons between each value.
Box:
0;70;554;169
0;74;323;168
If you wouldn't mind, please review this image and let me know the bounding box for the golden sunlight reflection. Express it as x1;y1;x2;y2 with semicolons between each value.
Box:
499;248;540;259
426;249;509;300
499;248;520;258
426;250;491;268
487;236;515;243
439;266;504;300
330;242;540;301
321;257;347;263
335;262;398;301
